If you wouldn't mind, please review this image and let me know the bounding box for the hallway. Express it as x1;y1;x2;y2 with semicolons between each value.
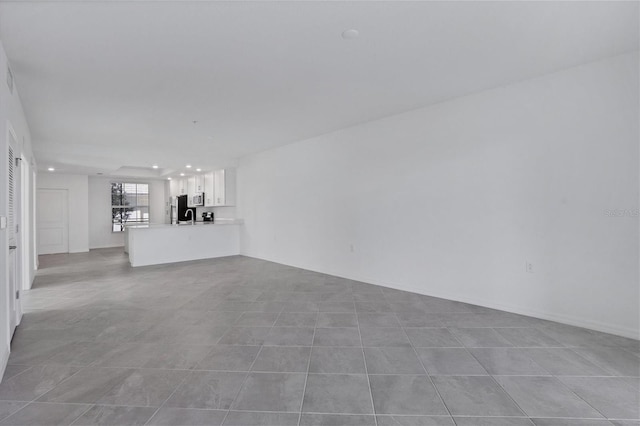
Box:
0;249;637;425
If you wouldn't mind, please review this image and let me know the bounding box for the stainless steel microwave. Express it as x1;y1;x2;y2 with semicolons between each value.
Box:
191;193;204;206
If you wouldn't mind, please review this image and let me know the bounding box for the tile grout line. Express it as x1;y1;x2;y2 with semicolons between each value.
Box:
0;365;34;384
219;307;285;425
548;375;612;421
65;403;97;426
395;311;456;424
0;400;31;424
466;340;618;421
68;404;112;426
446;325;555;421
566;347;624;377
460;341;533;418
0;364;95;425
5;368;631;377
149;299;272;425
296;310;318;426
142;367;194;426
355;299;379;426
462;342;557;378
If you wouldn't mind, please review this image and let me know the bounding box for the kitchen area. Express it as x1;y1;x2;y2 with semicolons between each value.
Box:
125;168;243;267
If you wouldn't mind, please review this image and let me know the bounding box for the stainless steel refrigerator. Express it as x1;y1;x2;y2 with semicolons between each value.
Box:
170;195;196;224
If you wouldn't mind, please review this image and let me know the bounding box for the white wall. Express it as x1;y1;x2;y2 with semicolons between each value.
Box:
238;52;640;339
0;41;37;377
88;176;167;249
37;174;168;251
37;174;89;253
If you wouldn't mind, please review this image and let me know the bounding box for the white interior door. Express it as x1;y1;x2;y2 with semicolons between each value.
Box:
37;189;69;255
7;131;22;336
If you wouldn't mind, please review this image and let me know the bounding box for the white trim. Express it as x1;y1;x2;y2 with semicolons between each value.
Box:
110;181;151;233
6;122;22;337
89;244;124;250
385;280;639;340
0;343;8;383
243;254;640;340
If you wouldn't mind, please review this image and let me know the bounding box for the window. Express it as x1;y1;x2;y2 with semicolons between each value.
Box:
111;182;149;232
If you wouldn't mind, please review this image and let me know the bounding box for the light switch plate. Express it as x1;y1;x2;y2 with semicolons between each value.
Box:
0;216;6;229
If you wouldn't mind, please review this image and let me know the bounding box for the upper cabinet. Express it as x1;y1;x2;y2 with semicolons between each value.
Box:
187;176;196;197
213;170;225;206
186;176;196;206
218;168;236;206
205;168;236;207
170;168;236;207
169;179;180;198
195;174;204;193
204;172;215;207
170;177;187;198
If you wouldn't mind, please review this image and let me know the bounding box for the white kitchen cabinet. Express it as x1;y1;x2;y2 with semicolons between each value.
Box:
186;176;196;207
170;177;187;198
169;179;180;198
187;176;196;197
213;170;225;206
225;168;237;206
195;174;204;193
203;168;236;207
204;172;215;207
214;168;236;206
187;175;205;207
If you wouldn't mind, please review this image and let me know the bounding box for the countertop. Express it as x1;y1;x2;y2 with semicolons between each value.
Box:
127;219;243;230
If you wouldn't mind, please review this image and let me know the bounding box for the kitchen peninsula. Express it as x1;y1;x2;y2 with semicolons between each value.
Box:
125;220;242;267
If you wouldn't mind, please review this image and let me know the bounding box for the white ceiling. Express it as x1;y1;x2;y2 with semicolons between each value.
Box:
1;1;638;177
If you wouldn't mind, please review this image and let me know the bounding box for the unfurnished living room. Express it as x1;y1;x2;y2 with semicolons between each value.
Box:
0;1;638;425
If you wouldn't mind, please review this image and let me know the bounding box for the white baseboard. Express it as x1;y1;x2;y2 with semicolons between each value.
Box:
25;267;35;291
243;254;639;340
0;344;9;383
89;244;125;250
384;280;640;340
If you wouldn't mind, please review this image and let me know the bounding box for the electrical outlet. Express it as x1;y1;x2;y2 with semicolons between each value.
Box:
0;216;6;229
526;262;534;273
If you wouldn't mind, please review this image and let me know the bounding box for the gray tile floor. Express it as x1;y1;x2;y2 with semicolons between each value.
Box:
0;248;638;425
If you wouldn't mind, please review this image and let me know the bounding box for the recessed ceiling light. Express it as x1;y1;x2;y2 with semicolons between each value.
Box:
342;29;359;40
196;168;201;172
152;164;159;169
167;177;172;180
47;167;55;172
180;173;185;176
186;164;192;168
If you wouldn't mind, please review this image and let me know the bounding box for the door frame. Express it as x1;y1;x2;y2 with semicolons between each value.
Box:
32;169;37;272
21;155;31;291
6;122;22;337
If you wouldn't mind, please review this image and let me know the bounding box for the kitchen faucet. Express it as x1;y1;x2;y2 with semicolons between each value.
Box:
185;209;194;225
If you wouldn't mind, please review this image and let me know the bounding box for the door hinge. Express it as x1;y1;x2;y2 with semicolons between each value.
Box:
15;157;22;167
15;290;19;300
